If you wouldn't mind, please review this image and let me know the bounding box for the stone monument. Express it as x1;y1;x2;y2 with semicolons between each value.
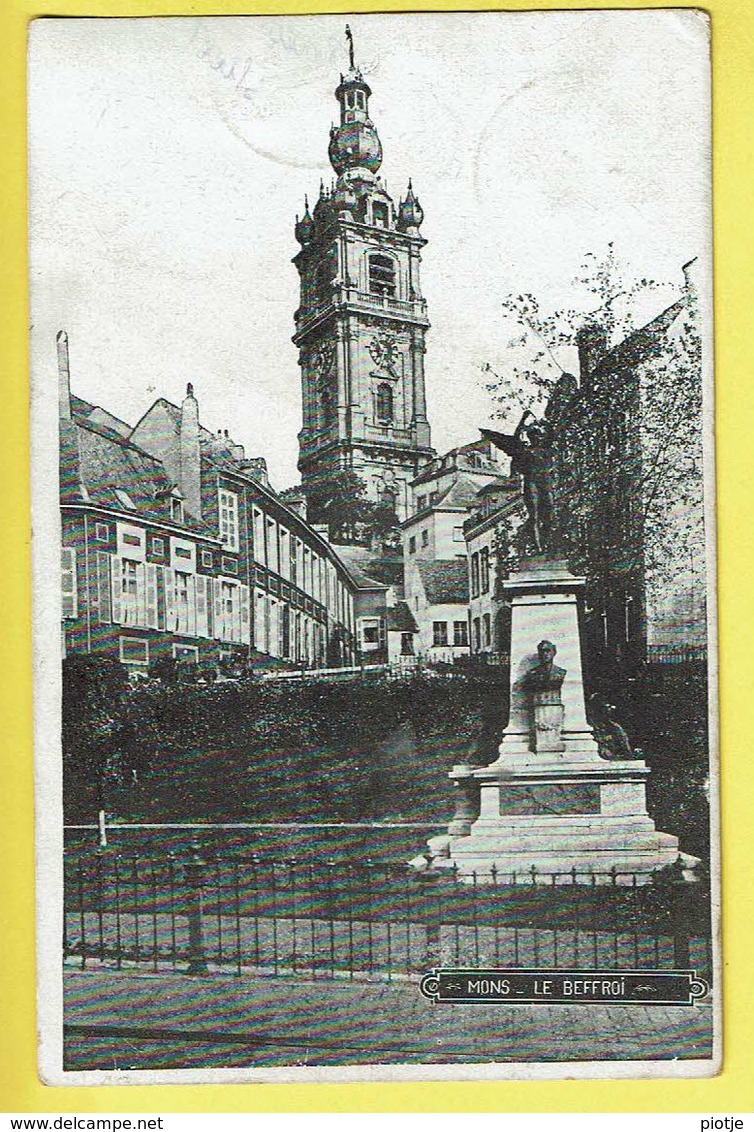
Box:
425;409;700;884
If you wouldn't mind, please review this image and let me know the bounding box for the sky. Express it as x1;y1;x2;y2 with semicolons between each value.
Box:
28;11;711;489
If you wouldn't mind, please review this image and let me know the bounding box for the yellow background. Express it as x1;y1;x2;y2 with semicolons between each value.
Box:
2;0;752;1114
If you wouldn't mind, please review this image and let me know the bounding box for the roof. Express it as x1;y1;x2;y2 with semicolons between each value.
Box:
138;397;269;481
417;560;469;605
64;414;215;536
594;297;687;381
328;544;389;590
386;601;419;633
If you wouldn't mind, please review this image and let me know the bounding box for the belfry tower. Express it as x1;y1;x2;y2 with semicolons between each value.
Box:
293;27;434;523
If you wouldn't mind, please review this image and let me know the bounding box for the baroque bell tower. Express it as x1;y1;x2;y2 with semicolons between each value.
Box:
293;27;434;523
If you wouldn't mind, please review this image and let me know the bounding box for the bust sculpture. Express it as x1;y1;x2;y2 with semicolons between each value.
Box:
523;640;567;753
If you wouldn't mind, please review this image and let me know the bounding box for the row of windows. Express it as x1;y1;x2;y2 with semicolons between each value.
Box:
407;525;465;554
470;547;491;598
217;489;354;631
93;521;236;574
414;491;439;513
432;621;469;648
62;548;251;645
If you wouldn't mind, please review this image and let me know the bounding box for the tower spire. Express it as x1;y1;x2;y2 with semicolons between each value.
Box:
345;24;355;71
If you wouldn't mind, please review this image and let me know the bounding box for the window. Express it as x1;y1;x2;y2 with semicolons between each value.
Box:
453;526;464;543
175;571;193;635
471;552;480;599
219;580;239;643
368;254;396;297
222;556;238;575
421;528;429;547
408;536;416;554
401;632;415;656
267;518;279;573
483;613;492;647
219;490;239;551
95;523;109;542
290;538;299;586
119;637;149;666
473;617;481;651
372;202;388;228
480;547;490;594
356;91;365;110
376;383;393;424
201;550;213;569
61;547;77;619
121;559;140;626
416;495;426;512
429;491;439;506
253;508;265;565
453;620;469;647
173;644;199;663
171;498;184;523
152;537;165;557
362;622;379;646
432;621;448;647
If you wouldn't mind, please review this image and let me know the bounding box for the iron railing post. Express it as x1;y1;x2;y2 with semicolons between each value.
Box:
185;844;208;976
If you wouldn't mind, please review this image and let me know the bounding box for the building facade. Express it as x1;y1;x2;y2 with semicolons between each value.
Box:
552;261;706;667
403;558;470;665
293;38;434;522
60;334;359;671
464;479;522;663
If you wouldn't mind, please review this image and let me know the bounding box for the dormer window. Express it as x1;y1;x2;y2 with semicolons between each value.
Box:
171;497;184;523
372;202;389;229
114;488;136;511
369;253;395;297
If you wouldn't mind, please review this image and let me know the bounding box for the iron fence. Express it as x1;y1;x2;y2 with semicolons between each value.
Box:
63;850;712;984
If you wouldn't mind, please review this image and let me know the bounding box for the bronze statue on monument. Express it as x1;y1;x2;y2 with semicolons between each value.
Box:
480;372;577;555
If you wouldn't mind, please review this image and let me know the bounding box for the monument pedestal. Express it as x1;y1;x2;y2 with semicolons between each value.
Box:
428;558;699;884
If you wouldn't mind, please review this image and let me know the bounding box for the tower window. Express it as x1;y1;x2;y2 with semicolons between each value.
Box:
356;91;365;110
372;202;388;228
376;383;393;424
369;254;396;297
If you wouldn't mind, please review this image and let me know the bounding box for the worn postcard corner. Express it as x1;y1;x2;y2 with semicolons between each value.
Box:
29;10;719;1085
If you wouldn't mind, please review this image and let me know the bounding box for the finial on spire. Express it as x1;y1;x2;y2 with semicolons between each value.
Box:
345;24;355;70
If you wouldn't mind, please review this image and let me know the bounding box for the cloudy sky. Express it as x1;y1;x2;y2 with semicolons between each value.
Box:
28;11;710;489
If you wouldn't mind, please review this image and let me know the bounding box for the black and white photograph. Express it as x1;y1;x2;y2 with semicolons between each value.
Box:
29;10;717;1082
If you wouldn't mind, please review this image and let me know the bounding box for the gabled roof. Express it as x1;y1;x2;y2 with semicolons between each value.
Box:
329;544;389;590
386;601;419;633
134;397;269;482
417;559;469;605
594;297;687;381
65;414;214;536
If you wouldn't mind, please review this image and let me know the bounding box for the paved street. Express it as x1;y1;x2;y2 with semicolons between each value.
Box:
63;967;714;1071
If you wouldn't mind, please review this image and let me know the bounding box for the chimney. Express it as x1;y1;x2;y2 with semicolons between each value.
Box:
57;330;72;420
179;383;202;520
575;323;608;390
284;489;308;520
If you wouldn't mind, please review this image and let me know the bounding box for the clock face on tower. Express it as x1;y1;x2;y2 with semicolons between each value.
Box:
367;332;400;377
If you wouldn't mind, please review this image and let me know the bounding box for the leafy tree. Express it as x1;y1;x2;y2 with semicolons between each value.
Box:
305;466;399;545
481;244;705;662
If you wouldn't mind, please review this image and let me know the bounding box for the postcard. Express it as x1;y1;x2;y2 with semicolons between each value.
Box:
29;10;718;1083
